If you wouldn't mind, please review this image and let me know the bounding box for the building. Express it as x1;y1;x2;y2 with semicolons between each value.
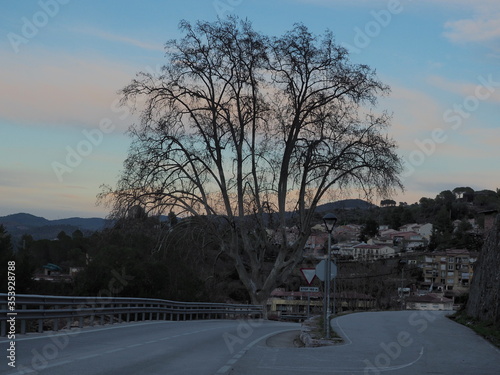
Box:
267;288;376;318
398;223;433;240
390;231;427;251
420;249;478;293
303;232;329;258
405;293;454;311
351;243;396;261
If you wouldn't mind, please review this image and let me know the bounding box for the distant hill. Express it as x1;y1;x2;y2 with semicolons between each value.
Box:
0;213;110;242
0;200;372;241
316;199;376;212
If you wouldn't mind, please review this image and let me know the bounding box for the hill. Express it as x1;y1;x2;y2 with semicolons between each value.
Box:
316;199;375;212
0;213;110;242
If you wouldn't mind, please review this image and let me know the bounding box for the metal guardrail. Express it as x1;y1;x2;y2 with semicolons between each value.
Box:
0;294;263;336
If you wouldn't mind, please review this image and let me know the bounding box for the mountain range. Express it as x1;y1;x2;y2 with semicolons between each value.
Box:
0;199;373;242
0;213;111;242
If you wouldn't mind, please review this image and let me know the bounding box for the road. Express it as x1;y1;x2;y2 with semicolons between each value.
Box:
231;311;500;374
1;311;499;374
0;319;298;375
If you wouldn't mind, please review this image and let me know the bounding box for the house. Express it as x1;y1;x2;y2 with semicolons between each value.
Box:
336;241;361;259
267;288;376;317
416;223;433;240
303;232;329;258
399;223;420;232
351;243;396;261
405;293;454;311
380;228;399;237
390;231;427;251
398;223;433;240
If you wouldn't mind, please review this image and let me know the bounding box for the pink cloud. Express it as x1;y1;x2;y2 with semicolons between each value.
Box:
444;14;500;43
0;48;138;131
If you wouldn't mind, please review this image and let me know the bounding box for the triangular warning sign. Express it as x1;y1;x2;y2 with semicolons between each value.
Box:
300;268;316;285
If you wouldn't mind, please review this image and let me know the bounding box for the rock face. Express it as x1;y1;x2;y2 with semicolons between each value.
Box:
466;215;500;324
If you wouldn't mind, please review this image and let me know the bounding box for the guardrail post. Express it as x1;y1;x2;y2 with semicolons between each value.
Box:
100;302;105;326
118;303;122;323
1;303;6;336
52;305;59;331
89;303;95;326
110;303;114;325
38;304;43;333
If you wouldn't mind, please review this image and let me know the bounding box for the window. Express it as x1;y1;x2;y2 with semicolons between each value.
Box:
448;257;454;263
448;264;454;270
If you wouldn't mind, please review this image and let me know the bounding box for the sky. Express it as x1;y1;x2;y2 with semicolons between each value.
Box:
0;0;499;219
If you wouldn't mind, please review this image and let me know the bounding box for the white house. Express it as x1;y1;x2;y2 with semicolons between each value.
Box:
405;293;454;311
398;223;433;240
351;243;396;261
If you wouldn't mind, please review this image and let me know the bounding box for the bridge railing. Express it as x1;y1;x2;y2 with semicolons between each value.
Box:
0;294;263;336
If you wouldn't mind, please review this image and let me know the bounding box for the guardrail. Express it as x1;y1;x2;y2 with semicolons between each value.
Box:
0;294;263;336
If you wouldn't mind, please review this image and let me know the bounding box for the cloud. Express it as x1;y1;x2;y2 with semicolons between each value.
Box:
0;47;139;131
438;0;500;45
380;82;443;144
444;13;500;43
295;0;500;46
427;75;500;104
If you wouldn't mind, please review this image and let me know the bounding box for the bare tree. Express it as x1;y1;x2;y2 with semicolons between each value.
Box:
99;18;403;308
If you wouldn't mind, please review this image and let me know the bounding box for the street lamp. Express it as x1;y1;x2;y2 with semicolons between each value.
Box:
323;213;337;339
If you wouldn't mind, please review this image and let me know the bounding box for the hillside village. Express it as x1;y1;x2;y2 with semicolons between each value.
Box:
267;206;498;319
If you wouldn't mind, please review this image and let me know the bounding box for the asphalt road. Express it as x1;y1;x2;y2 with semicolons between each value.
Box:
1;311;499;374
0;319;298;375
230;311;500;374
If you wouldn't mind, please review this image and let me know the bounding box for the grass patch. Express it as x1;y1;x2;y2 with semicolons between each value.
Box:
305;315;343;342
449;311;500;348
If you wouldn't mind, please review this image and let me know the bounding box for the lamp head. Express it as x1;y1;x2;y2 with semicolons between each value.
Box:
322;213;338;233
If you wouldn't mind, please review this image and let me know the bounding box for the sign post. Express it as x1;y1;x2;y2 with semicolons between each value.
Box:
299;287;319;318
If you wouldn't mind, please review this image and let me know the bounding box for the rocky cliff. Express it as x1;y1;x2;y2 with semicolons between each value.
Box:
466;214;500;324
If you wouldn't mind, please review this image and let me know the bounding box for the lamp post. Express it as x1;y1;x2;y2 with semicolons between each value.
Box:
323;213;337;339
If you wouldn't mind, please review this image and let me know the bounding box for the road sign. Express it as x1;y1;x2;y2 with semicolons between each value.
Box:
300;286;319;292
300;268;316;285
315;260;337;281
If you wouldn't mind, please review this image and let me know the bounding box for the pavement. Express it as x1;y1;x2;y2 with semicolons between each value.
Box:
265;330;303;347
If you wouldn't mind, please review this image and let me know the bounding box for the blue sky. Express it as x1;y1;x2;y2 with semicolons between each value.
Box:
1;0;499;219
